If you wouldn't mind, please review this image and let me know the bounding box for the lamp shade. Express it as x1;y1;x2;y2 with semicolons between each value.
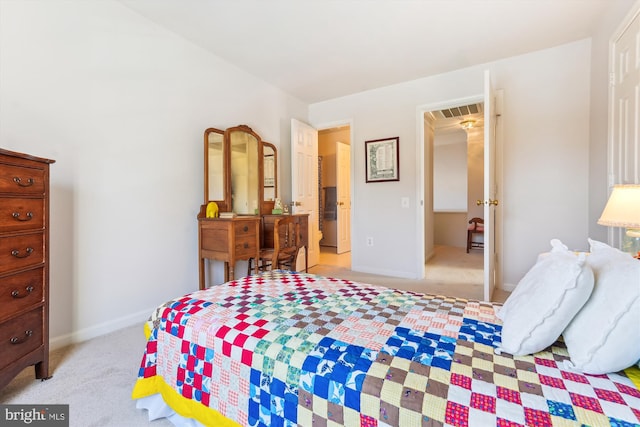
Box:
597;184;640;228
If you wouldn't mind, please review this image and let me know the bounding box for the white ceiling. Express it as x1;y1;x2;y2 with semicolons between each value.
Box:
118;0;613;104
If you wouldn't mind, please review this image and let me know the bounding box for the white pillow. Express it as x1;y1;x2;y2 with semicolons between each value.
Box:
585;238;632;270
562;240;640;375
497;239;594;356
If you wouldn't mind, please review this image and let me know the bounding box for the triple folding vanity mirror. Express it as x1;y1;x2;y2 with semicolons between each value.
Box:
203;125;277;216
198;125;309;288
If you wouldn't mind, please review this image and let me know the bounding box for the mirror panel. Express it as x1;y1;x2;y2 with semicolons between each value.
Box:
229;128;261;215
202;125;277;217
263;142;277;203
204;128;225;204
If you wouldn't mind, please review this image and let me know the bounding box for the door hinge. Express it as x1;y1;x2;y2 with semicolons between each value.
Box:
609;72;615;87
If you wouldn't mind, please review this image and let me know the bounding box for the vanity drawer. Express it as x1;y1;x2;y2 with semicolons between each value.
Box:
0;308;43;370
0;198;44;233
233;220;257;237
0;268;44;321
0;163;46;195
235;234;258;258
0;233;44;275
234;220;258;258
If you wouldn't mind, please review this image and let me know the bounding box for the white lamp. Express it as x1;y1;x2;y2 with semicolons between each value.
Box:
597;184;640;257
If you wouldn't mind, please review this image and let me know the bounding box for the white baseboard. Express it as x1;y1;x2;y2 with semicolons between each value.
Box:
499;282;517;292
425;249;435;263
49;307;154;351
350;264;421;280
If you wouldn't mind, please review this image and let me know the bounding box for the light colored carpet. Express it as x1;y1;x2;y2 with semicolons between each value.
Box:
0;324;171;427
313;244;509;303
0;245;508;426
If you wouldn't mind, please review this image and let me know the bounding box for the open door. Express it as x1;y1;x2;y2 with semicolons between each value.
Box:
483;70;498;301
336;141;351;254
291;118;320;268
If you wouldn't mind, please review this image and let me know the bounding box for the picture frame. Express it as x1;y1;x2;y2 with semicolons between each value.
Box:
365;137;399;183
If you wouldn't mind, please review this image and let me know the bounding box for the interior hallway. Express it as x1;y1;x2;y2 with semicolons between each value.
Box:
309;245;509;303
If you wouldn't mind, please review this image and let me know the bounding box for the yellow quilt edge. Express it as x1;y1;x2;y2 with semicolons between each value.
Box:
132;376;241;427
624;365;640;391
143;321;152;340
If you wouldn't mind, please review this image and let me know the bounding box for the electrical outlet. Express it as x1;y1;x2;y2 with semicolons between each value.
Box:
366;237;374;246
401;197;409;208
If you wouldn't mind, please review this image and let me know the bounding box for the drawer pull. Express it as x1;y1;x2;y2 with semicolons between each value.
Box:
12;211;34;222
11;286;35;299
243;242;249;249
11;247;34;258
13;177;35;187
243;226;249;232
10;330;33;345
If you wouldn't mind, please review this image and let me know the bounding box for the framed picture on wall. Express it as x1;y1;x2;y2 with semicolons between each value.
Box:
365;137;399;183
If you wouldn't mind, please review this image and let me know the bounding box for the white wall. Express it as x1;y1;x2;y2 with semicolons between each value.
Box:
310;40;593;285
433;132;467;211
466;128;484;221
434;213;467;248
309;0;637;287
0;0;307;347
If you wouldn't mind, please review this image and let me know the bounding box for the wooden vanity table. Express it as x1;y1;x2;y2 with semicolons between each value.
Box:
197;125;309;289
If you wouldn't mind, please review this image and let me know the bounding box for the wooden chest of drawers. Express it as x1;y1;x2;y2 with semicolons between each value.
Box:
0;148;54;389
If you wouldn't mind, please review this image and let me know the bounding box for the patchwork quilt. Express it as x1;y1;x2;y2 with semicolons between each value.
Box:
132;271;640;427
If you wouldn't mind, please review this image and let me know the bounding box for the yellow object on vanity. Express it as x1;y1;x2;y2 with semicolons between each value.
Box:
205;202;219;218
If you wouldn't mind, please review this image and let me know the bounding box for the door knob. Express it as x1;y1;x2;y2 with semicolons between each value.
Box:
477;199;499;206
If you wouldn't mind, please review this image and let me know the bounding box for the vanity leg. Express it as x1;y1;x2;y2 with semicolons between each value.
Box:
199;258;206;290
228;264;235;281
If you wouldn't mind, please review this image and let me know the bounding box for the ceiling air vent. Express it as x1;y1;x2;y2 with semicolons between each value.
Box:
435;103;483;119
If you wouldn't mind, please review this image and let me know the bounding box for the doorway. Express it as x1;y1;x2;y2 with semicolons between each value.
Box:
318;125;352;268
425;101;485;290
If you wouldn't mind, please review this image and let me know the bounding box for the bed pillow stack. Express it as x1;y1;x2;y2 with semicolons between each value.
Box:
562;239;640;375
497;238;640;375
496;239;594;356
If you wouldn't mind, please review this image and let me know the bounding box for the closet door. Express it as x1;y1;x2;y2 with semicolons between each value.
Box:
608;5;640;246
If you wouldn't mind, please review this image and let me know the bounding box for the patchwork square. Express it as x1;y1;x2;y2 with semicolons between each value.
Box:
381;327;457;370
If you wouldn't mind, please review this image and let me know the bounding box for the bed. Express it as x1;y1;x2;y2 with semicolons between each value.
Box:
132;270;640;427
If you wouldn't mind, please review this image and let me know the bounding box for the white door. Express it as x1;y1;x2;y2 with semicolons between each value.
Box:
291;118;320;268
608;5;640;247
483;70;498;301
336;141;351;254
